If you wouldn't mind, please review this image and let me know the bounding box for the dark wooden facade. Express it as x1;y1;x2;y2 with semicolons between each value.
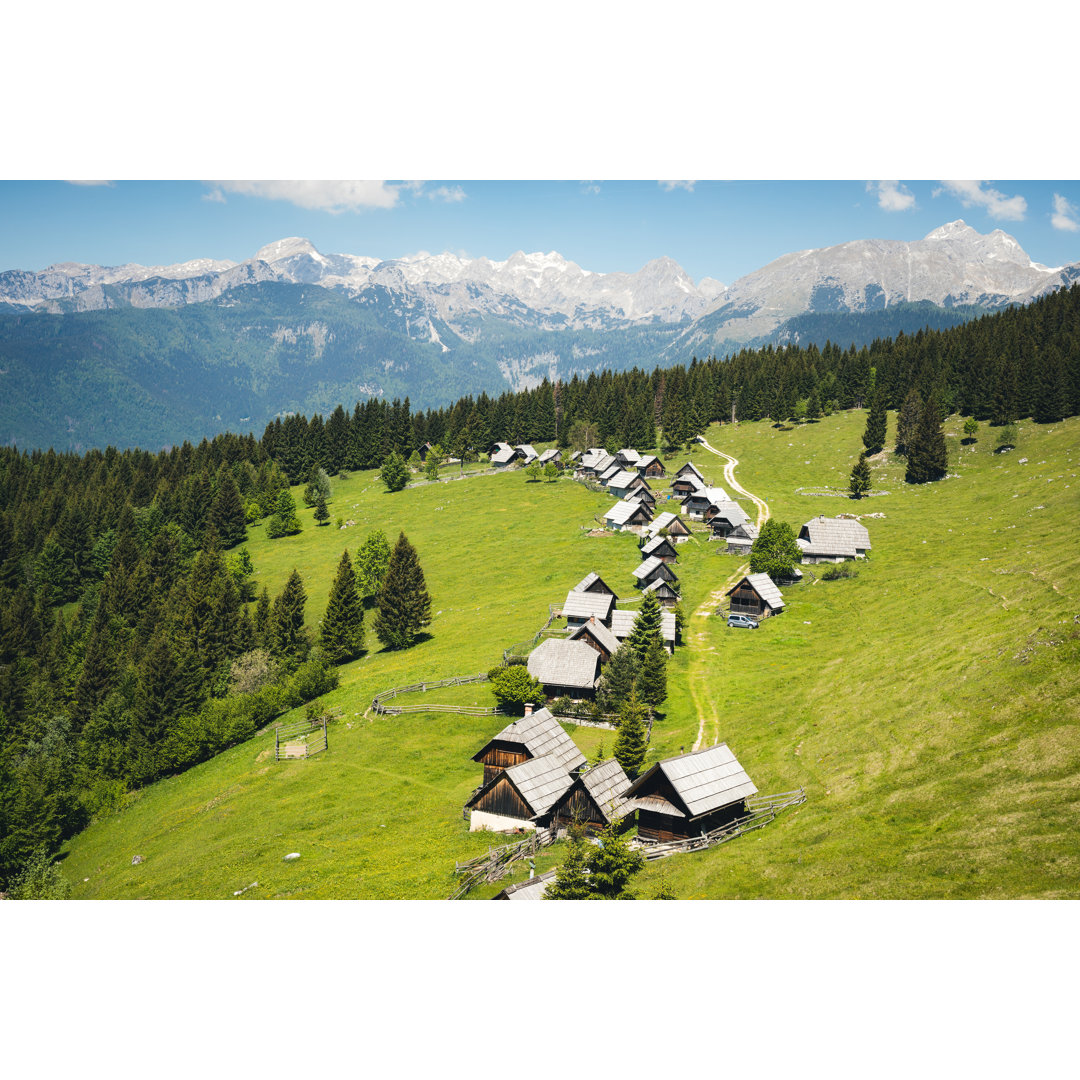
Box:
470;774;532;821
638;459;666;478
637;801;745;842
729;579;770;618
642;538;678;563
659;516;691;538
671;477;702;498
645;581;680;606
639;561;677;585
475;741;529;785
550;786;609;832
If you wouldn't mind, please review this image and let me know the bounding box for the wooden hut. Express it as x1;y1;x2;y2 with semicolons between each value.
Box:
640;535;678;564
626;485;657;510
572;571;617;597
632;555;678;588
527;638;602;699
681;485;731;521
625;743;758;842
515;444;539;464
726;572;784;619
708;501;751;538
604;499;653;531
647;511;691;541
549;758;635;834
472;705;586;785
466;755;575;833
797;515;872;563
606;470;649;500
490;445;518;468
635;454;666;479
614;449;641;469
643;578;680;607
568;617;621;662
562;588;615;628
536;447;563;468
671;462;706;498
610;609;676;653
725;522;758;555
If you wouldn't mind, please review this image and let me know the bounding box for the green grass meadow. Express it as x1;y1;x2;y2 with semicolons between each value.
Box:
60;413;1080;898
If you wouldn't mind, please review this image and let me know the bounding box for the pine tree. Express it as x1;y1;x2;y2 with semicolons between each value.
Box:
266;489;302;538
379;452;409;492
313;492;330;526
373;533;432;650
613;689;649;778
637;636;668;711
209;466;247;548
544;824;594;900
862;388;887;455
321;550;365;664
596;644;640;713
355;529;392;602
271;569;310;663
894;387;922;456
586;820;644;899
905;398;948;484
849;452;872;498
625;590;663;659
253;586;271;646
806;385;823;421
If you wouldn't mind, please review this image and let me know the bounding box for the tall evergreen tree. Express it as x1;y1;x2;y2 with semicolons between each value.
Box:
355;529;392;603
271;569;310;663
586;820;644;899
894;387;922;456
544;824;594;900
637;636;668;711
373;533;432;650
625;590;663;659
596;644;640;714
905;398;948;483
862;388;887;454
379;452;409;493
321;550;365;664
613;689;649;778
209;466;247;548
849;452;872;498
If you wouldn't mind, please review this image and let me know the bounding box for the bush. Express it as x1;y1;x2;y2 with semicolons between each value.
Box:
551;696;574;716
487;665;543;714
820;563;858;581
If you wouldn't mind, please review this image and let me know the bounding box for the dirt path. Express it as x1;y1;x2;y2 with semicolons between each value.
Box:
687;438;770;750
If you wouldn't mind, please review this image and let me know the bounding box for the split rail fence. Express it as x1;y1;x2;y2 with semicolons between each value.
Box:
371;673;504;717
275;716;329;760
449;828;556;899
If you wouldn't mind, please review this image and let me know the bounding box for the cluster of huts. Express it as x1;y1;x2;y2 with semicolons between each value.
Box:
488;442;565;469
524;571;678;700
465;704;758;849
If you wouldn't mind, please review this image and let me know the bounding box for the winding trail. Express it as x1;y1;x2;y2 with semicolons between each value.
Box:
687;438;770;751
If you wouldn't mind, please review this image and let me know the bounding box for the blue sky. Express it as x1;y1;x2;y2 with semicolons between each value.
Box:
2;179;1079;288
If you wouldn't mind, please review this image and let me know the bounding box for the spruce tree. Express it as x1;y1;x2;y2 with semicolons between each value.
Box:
209;466;247;548
379;452;409;492
586;820;644;899
271;569;310;663
373;533;432;650
596;644;640;714
849;452;872;498
321;550;365;664
905;398;948;484
637;636;668;711
253;586;271;646
862;388;887;455
625;590;663;659
313;492;330;526
894;387;922;456
613;689;649;778
544;824;594;900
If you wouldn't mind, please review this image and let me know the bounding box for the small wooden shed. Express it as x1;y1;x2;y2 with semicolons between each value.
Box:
726;572;784;619
625;743;758;842
472;705;587;785
572;571;617;597
466;755;575;833
632;555;678;587
708;501;751;538
549;758;635;834
636;455;666;478
562;588;616;628
610;609;677;653
640;535;678;564
568;617;621;662
642;578;680;607
797;515;872;563
647;511;691;541
604;499;653;531
527;638;602;699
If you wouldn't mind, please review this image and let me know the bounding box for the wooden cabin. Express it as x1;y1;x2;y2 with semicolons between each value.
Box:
515;444;539;464
625;743;758;842
527;638;601;699
466;755;574;833
472;705;586;785
490;445;518;468
568;617;621;662
627;486;657;510
681;486;730;521
549;758;634;834
632;555;678;588
647;511;691;541
536;447;563;468
797;515;872;563
726;572;784;619
614;449;641;469
643;578;680;607
635;455;666;479
707;500;751;538
604;499;653;532
725;522;758;555
572;571;617;597
671;462;706;498
610;609;677;653
606;470;649;500
562;588;615;627
640;535;678;564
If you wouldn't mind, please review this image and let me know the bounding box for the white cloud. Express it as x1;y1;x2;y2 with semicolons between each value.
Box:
207;180;403;212
659;180;696;192
580;180;602;195
426;185;466;203
1051;192;1080;232
65;180;114;186
866;180;916;212
934;180;1027;221
202;188;226;204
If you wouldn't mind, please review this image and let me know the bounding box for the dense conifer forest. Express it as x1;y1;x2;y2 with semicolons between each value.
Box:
0;282;1077;890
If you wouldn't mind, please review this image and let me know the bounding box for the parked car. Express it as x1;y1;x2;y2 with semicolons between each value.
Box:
726;613;758;629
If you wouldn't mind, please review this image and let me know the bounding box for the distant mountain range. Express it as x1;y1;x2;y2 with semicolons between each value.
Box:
2;221;1077;450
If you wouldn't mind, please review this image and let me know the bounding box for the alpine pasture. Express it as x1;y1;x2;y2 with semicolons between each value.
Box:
61;411;1080;899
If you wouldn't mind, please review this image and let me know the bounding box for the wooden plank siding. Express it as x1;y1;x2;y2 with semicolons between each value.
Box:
550;788;608;832
477;743;529;784
729;582;770;617
472;775;532;821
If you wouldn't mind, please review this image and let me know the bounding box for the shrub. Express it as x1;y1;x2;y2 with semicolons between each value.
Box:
820;563;858;581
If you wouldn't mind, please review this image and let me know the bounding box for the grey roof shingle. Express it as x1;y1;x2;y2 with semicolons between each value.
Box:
627;743;758;819
605;469;643;492
479;707;587;772
537;448;561;465
502;755;575;816
515;444;538;462
610;609;676;646
798;516;872;557
641;535;677;558
568;617;621;656
527;638;601;690
632;555;675;581
605;500;651;527
562;589;616;621
708;500;750;527
647;511;689;536
491;448;517;465
578;758;634;822
728;572;784;610
572;571;615;596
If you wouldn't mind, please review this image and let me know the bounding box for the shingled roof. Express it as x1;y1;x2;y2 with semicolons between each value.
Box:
605;500;652;527
610;609;676;647
491;447;517;465
562;589;616;622
641;535;677;559
568;617;621;657
469;755;574;818
708;500;750;527
572;571;616;596
578;758;634;823
475;706;586;772
527;638;601;691
647;511;690;536
798;516;872;558
626;743;758;820
632;555;676;582
605;469;643;492
727;572;784;611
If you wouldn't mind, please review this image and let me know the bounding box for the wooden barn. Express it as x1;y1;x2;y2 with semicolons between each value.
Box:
725;522;758;554
568;617;621;662
647;511;691;541
490;444;518;468
562;588;616;628
643;578;680;607
636;454;666;479
671;462;706;498
515;444;539;464
632;555;678;588
681;485;730;521
614;448;641;469
606;470;650;500
640;535;678;564
708;500;751;538
472;705;586;786
572;571;617;597
527;638;602;699
726;572;784;619
797;515;872;563
610;609;677;653
466;755;575;833
627;486;657;510
625;743;758;842
604;499;653;531
536;447;563;468
549;758;635;834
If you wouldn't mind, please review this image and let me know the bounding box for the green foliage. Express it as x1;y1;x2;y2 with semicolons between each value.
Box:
543;461;559;482
544;824;594;900
266;489;302;539
894;387;922;457
638;636;668;710
272;569;310;664
423;444;444;481
302;466;332;508
586;820;644;899
210;466;247;548
625;590;663;659
320;550;365;664
354;528;392;602
7;848;72;900
962;417;979;444
849;452;872;498
820;563;858;581
862;388;887;455
487;665;542;715
408;450;422;471
313;492;330;525
380;452;409;492
905;397;948;483
996;423;1019;451
749;518;801;581
613;689;649;778
524;462;541;482
597;644;640;713
373;533;432;650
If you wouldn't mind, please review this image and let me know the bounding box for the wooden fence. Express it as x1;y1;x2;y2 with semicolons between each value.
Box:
370;673;504;717
634;787;805;860
449;827;556;899
275;716;328;760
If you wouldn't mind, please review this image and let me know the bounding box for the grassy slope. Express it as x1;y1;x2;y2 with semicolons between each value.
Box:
61;414;1080;898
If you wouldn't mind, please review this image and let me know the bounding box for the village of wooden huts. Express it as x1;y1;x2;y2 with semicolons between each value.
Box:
725;572;785;619
797;515;872;563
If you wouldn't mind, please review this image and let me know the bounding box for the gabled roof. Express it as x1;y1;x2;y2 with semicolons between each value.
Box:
515;444;539;462
490;441;513;453
626;488;656;506
798;516;872;557
643;578;680;598
605;469;644;492
625;743;757;819
728;522;759;541
615;449;641;465
648;511;690;536
491;447;517;465
708;500;750;527
576;758;634;823
728;572;784;611
572;571;616;596
610;609;676;646
468;754;574;817
682;485;729;506
527;638;602;690
496;869;557;900
641;535;677;559
598;464;621;483
632;555;670;581
568;617;621;657
475;706;586;772
563;589;616;622
674;462;705;480
605;500;652;527
537;448;561;465
635;454;661;471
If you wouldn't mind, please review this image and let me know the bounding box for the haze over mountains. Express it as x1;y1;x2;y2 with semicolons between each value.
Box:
2;221;1077;450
